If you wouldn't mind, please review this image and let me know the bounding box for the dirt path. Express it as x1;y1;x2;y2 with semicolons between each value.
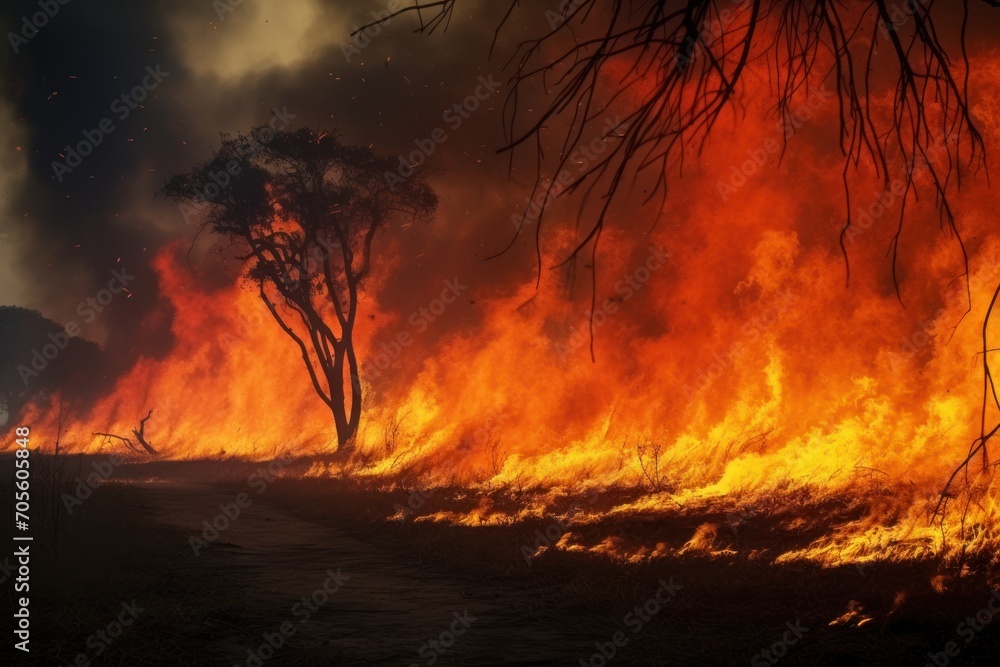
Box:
138;482;592;665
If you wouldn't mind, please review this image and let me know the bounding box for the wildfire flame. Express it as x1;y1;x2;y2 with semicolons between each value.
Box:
15;46;1000;570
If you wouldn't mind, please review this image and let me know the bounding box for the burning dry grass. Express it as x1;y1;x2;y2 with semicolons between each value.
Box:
19;408;1000;580
287;452;1000;580
43;437;994;582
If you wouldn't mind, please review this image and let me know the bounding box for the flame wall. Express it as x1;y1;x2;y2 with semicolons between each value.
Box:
13;29;1000;568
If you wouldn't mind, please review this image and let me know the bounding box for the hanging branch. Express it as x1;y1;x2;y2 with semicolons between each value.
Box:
934;281;1000;520
359;0;990;342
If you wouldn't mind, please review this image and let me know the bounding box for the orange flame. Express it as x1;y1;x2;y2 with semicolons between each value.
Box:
16;47;1000;570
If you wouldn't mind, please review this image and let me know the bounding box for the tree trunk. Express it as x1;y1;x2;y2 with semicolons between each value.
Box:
330;344;356;457
346;334;362;433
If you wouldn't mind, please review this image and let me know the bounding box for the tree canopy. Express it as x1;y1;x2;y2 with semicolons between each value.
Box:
161;127;437;453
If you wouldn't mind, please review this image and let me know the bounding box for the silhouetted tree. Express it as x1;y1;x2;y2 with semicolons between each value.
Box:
0;306;106;426
161;127;437;455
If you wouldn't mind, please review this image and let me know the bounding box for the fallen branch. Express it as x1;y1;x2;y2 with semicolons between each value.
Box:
92;431;142;454
131;409;158;456
93;409;158;457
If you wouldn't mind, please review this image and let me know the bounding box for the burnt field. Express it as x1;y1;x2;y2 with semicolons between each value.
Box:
4;455;999;666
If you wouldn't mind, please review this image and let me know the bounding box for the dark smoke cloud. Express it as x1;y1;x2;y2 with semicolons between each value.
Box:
10;0;990;385
0;0;547;372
